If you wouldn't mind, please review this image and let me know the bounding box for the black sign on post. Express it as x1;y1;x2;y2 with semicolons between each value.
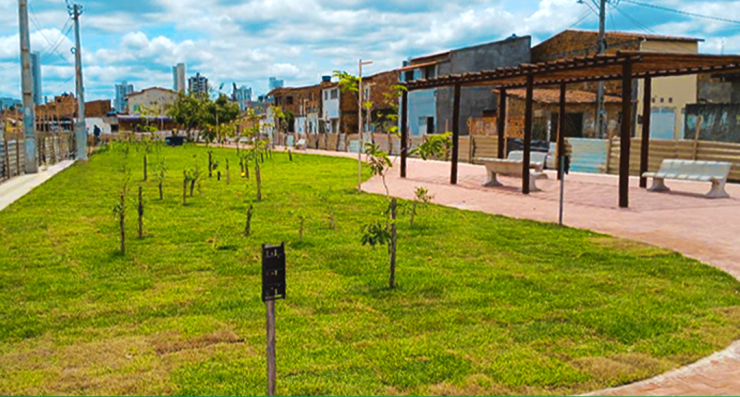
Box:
262;243;286;302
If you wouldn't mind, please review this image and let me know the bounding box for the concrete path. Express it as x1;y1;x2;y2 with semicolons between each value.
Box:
294;148;740;396
0;160;75;212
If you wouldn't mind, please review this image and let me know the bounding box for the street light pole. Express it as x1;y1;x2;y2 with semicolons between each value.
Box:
69;2;87;160
358;59;373;190
596;0;608;138
18;0;38;174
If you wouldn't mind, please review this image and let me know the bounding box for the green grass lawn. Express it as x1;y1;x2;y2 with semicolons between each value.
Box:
1;144;739;396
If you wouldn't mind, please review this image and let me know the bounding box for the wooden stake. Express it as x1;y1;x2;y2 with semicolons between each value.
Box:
389;198;397;289
266;299;276;397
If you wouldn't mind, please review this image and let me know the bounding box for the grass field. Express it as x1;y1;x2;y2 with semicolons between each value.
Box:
1;144;739;396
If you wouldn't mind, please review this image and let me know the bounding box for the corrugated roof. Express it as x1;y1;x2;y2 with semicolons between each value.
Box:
507;89;621;104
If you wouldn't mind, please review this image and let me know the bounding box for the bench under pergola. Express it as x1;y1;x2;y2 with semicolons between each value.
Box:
399;51;740;208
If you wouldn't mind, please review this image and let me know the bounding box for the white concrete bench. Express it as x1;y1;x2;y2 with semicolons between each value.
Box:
643;160;732;199
476;159;541;192
507;151;548;172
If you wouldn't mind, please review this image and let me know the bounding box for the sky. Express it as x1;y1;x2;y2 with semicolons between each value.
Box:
1;0;740;102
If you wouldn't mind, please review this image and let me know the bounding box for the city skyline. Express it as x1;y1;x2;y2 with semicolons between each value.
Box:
0;1;738;103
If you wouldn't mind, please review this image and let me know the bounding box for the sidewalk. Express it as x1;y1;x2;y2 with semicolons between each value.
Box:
0;160;75;212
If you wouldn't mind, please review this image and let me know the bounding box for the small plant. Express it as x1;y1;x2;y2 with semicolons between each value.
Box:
208;151;214;178
213;160;221;181
112;193;126;255
155;160;167;200
225;158;230;185
411;132;453;161
409;187;434;228
187;164;202;197
361;219;392;248
245;204;254;237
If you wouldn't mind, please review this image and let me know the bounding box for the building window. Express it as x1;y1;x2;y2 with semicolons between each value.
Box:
287;96;294;105
324;91;329;101
668;97;673;104
423;65;436;80
330;89;338;100
404;70;414;82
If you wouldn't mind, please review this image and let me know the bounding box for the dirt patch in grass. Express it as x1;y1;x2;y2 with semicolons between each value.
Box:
0;329;248;395
589;237;674;257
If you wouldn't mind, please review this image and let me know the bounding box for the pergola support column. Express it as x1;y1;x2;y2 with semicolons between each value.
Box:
451;83;461;185
497;88;507;159
620;61;633;208
400;89;408;179
558;83;567;181
640;77;652;188
522;73;534;195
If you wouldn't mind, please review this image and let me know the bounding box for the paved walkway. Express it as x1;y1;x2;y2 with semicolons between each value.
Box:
0;160;75;212
296;148;740;396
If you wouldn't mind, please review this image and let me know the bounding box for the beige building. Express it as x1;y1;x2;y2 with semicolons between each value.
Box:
533;30;701;140
636;40;699;140
127;87;179;116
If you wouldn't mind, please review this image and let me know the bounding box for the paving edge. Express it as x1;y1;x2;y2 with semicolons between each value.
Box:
582;340;740;395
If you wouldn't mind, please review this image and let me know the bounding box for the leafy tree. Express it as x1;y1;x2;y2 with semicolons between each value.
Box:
168;92;207;140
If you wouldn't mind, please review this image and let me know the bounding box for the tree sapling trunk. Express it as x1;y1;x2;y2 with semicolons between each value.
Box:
288;150;293;162
119;193;126;255
255;158;262;201
143;154;148;181
138;187;144;238
208;152;213;178
389;198;397;289
226;159;230;185
159;182;163;200
182;171;187;205
218;171;221;181
245;204;254;237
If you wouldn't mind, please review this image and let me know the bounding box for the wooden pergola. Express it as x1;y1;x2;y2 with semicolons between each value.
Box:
399;51;740;208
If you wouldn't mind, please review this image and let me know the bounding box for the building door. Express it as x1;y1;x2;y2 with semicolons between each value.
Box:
550;112;584;140
651;108;675;140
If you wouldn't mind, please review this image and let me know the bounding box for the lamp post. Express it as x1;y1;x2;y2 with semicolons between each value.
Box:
358;59;373;190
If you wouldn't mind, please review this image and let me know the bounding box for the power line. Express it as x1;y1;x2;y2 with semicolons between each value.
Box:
612;5;703;54
620;0;740;26
568;10;595;30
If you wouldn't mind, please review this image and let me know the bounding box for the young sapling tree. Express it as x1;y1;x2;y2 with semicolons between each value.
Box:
155;160;167;200
137;187;144;238
409;187;433;228
245;204;254;237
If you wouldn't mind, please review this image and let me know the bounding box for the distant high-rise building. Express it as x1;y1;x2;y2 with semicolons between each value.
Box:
114;81;134;113
31;52;42;105
0;97;22;110
173;63;187;93
234;86;252;111
188;73;209;95
269;77;284;91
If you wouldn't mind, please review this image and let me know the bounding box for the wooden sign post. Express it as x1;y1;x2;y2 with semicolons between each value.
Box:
262;243;286;397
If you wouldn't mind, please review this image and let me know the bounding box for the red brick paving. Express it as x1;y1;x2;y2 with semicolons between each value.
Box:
295;149;740;396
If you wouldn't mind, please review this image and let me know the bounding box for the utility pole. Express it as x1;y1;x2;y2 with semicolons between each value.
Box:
69;2;87;160
357;59;373;190
18;0;38;174
595;0;608;139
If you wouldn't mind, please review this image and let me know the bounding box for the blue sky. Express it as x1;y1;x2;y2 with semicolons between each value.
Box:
1;0;739;102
